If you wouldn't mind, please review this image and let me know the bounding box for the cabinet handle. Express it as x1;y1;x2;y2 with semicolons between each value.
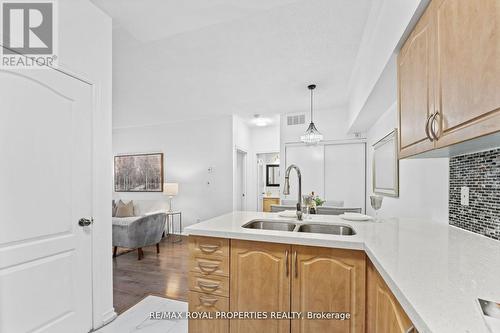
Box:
285;250;289;277
294;250;298;278
198;281;220;292
425;113;434;142
198;262;219;273
199;295;218;307
405;326;415;333
430;111;440;140
199;244;219;254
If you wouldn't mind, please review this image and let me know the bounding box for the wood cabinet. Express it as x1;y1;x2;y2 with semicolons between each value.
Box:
366;260;415;333
189;236;229;258
188;237;410;333
188;236;230;333
263;197;280;212
189;273;229;297
433;0;500;148
230;240;290;333
398;2;436;158
229;240;366;333
291;245;366;333
189;291;229;333
398;0;500;158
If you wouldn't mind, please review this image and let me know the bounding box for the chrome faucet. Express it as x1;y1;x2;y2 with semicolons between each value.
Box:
283;164;303;221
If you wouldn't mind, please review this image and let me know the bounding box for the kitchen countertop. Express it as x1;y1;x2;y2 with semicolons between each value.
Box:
184;211;500;333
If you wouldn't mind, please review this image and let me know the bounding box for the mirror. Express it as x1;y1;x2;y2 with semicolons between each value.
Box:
373;129;399;197
266;164;280;187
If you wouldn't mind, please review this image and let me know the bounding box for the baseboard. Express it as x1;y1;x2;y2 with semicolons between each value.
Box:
92;308;117;331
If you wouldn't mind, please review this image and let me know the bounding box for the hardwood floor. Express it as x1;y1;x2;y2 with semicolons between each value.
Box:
113;236;189;314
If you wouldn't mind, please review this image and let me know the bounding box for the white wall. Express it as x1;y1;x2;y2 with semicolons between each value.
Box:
252;125;280;153
348;0;428;128
281;107;359;145
59;1;113;329
366;104;449;223
113;116;234;228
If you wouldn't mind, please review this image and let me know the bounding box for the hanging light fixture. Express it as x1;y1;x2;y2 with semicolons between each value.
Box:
300;84;323;144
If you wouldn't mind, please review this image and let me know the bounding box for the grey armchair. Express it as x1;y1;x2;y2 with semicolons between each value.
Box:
112;213;167;260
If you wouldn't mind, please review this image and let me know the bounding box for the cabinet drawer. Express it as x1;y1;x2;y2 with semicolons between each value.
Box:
189;236;229;258
189;272;229;297
189;291;229;311
188;291;229;333
190;255;229;277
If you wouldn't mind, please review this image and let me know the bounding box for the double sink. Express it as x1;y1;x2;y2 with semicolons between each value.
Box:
242;219;356;236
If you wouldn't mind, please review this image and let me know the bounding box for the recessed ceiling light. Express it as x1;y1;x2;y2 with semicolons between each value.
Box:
252;114;271;127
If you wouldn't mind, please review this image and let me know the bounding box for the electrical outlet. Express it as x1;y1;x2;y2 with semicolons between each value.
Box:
460;186;469;206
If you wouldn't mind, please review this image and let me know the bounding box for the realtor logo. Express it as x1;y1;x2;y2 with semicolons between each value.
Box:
1;1;58;68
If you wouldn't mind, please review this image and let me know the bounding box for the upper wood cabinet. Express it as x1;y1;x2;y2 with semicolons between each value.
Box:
291;245;366;333
398;0;500;158
433;0;500;148
398;3;436;158
366;261;415;333
230;240;291;333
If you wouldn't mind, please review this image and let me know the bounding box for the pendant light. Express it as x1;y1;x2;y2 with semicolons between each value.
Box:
300;84;323;144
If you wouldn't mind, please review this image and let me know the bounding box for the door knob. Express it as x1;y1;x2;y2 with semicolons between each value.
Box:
78;218;93;227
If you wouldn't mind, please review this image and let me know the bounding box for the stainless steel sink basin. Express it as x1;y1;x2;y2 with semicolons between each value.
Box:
242;220;297;232
297;223;356;235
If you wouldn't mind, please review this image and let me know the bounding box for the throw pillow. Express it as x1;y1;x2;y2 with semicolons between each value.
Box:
115;200;135;217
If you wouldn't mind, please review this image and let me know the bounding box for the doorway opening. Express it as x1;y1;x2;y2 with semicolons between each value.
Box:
256;152;280;212
235;149;248;211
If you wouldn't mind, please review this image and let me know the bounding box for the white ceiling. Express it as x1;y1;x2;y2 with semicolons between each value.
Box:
91;0;372;128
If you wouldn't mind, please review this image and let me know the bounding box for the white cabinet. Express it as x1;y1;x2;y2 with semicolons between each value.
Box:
324;143;365;209
284;142;366;211
285;145;325;198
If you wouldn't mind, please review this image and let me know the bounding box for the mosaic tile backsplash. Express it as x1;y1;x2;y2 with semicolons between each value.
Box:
449;148;500;240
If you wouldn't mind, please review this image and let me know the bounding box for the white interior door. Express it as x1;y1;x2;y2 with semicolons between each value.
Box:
324;143;365;211
256;157;264;212
236;150;246;211
285;145;325;199
0;66;93;332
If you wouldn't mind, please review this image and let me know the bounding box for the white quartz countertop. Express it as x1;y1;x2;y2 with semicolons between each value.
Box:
184;211;500;333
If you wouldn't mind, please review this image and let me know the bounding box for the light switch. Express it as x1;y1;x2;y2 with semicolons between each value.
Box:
460;186;469;206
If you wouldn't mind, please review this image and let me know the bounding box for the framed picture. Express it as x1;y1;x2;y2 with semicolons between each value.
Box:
266;164;280;187
114;153;164;192
372;129;399;197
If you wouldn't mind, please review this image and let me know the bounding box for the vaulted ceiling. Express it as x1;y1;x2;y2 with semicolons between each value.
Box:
91;0;372;128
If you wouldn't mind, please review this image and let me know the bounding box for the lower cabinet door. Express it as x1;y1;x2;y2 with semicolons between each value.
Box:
291;245;366;333
366;261;414;333
230;240;291;333
188;291;229;333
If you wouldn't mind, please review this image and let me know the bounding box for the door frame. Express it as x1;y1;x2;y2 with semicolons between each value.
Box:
54;59;117;330
234;147;248;211
0;45;116;330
